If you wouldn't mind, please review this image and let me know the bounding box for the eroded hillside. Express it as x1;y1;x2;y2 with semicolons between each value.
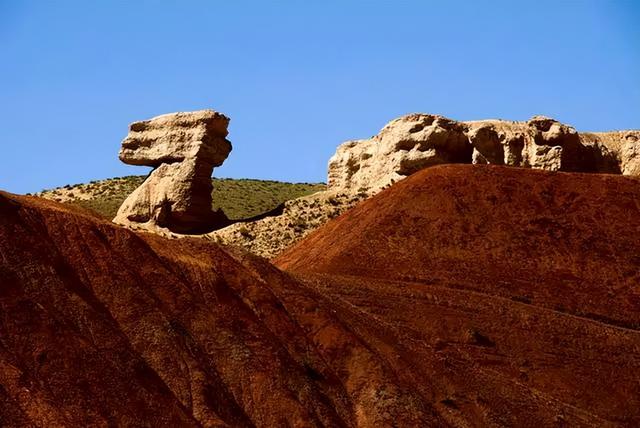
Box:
2;164;640;426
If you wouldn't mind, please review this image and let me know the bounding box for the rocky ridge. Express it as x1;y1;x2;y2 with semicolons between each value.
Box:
328;114;640;194
209;114;640;258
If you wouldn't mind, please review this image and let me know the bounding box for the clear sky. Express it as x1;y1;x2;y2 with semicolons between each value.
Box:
1;0;639;194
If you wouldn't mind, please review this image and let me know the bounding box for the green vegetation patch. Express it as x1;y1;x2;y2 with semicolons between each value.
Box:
46;176;326;221
211;178;325;220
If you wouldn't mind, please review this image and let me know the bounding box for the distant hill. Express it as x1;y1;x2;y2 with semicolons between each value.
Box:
36;176;326;220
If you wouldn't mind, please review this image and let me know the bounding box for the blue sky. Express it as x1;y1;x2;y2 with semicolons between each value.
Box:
1;0;639;194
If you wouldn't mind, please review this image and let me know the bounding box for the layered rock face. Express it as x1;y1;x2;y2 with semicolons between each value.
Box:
328;113;640;193
113;110;232;233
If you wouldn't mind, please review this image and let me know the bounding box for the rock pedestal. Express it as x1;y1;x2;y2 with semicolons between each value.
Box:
113;110;232;233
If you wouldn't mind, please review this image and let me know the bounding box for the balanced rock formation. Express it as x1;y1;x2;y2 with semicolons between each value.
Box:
113;110;232;233
328;113;640;193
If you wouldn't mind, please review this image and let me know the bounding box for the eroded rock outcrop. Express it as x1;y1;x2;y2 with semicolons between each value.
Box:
328;114;640;193
580;130;640;175
114;110;232;233
328;114;470;193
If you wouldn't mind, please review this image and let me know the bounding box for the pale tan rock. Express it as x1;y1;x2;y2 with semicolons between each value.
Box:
617;132;640;175
581;131;640;175
328;114;470;193
465;116;580;172
327;139;377;191
111;110;638;259
465;120;526;166
328;113;639;193
114;110;231;233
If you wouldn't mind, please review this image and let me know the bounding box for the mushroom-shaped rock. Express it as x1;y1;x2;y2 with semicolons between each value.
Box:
114;110;232;233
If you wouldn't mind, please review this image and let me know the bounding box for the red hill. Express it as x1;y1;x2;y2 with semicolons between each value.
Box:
2;164;640;426
0;192;433;426
277;165;640;329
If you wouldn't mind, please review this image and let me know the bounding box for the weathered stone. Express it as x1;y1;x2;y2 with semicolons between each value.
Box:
465;116;580;172
465;120;525;166
328;114;470;193
328;113;640;194
114;110;231;233
580;131;640;175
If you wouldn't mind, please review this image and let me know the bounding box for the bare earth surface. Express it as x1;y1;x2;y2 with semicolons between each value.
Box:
279;165;640;328
2;164;640;426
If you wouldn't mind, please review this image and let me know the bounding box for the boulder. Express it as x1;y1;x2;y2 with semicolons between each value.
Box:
113;110;232;233
328;113;639;193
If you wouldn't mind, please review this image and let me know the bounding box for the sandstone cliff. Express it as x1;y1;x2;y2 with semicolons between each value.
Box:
328;114;640;193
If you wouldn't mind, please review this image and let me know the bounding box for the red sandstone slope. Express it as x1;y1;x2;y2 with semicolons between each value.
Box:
2;163;640;426
274;165;640;426
0;192;436;427
276;164;640;330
